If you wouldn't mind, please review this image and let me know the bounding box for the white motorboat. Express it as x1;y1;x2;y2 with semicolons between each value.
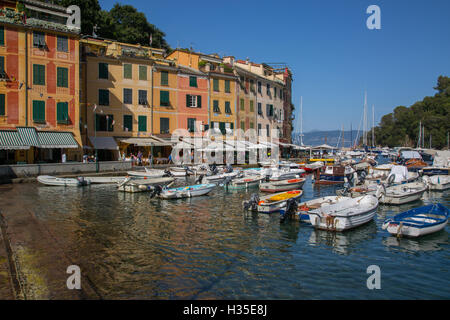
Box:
422;175;450;191
117;177;175;193
154;183;216;199
204;171;240;183
421;150;450;176
307;195;379;231
382;203;449;238
83;176;127;184
127;169;166;178
269;168;304;181
243;190;303;213
259;177;306;193
375;181;427;205
224;176;265;189
37;175;91;187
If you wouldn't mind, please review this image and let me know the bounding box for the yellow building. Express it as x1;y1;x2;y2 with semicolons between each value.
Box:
80;37;176;160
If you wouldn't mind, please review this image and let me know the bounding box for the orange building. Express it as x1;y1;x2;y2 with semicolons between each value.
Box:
0;0;81;164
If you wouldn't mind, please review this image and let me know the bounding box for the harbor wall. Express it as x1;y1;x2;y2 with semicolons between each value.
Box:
0;161;133;179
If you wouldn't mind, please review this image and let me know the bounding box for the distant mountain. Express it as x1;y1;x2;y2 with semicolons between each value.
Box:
292;130;361;148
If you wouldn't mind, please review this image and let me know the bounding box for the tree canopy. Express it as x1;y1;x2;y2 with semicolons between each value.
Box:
366;76;450;149
55;0;170;50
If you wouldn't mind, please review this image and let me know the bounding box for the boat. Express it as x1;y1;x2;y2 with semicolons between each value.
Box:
83;176;127;184
127;169;166;178
224;176;264;189
146;166;194;177
269;168;304;181
259;177;306;193
422;175;450;191
421;150;450;176
307;195;379;231
37;175;91;186
154;183;216;199
204;170;240;183
385;165;419;184
382;203;449;238
375;181;427;205
243;190;303;213
313;165;355;185
117;176;175;193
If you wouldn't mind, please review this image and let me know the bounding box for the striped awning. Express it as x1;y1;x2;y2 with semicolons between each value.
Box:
119;137;172;147
16;127;41;147
37;131;79;149
0;130;29;150
89;136;118;150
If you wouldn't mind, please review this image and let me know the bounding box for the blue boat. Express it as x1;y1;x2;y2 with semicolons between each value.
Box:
382;203;449;238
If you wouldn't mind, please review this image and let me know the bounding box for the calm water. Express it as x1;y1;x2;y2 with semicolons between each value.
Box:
1;167;449;299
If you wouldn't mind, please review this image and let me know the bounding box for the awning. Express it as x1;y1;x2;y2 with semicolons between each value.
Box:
16;127;40;147
38;131;79;149
89;136;118;150
0;130;29;150
119;137;172;147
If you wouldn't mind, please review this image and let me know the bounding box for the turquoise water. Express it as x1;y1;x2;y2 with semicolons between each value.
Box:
0;169;448;299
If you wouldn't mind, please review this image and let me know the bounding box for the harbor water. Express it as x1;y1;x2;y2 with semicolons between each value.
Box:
0;173;448;299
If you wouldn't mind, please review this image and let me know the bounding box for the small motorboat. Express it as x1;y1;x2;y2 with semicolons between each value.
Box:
243;190;303;213
260;177;306;193
127;169;166;178
382;203;449;238
294;195;352;221
83;176;127;184
269;168;304;181
313;165;355;185
375;181;427;205
224;176;264;189
151;183;216;199
204;171;240;183
421;150;450;176
307;195;379;231
422;175;450;191
147;166;194;177
117;176;175;193
37;175;91;187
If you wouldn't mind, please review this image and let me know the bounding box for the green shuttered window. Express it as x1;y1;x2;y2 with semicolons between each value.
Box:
32;100;45;123
213;100;220;113
240;99;244;111
139;66;147;81
225;80;230;93
123;115;132;132
160;71;168;85
189;76;197;87
33;64;45;85
250;100;254;112
57;102;69;124
138;115;147;132
0;94;5;116
99;89;109;106
99;63;108;79
225;101;231;114
57;36;68;52
0;56;4;73
160;118;169;134
123;88;132;104
213;79;219;92
160;90;170;106
57;67;68;87
123;64;132;79
188;118;196;133
0;26;4;46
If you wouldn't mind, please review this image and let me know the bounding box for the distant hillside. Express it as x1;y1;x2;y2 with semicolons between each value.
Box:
292;130;360;148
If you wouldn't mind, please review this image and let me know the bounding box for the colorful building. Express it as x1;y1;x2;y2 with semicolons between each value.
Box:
0;0;81;164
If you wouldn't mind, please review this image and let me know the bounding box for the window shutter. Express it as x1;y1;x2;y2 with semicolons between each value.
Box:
0;26;4;46
225;80;230;93
124;64;132;79
99;63;108;79
197;95;201;108
107;115;114;132
0;94;5;116
230;123;234;129
161;71;168;85
189;76;197;87
0;56;4;73
139;66;147;80
186;94;190;107
213;79;219;91
123;115;132;132
219;122;225;135
138;115;147;132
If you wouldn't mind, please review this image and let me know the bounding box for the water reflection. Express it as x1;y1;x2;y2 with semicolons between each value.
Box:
382;230;449;254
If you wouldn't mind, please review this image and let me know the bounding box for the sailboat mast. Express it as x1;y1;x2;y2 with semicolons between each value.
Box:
372;105;375;147
363;91;367;146
299;96;304;146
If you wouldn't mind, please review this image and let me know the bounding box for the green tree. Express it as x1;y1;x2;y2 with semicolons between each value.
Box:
55;0;102;36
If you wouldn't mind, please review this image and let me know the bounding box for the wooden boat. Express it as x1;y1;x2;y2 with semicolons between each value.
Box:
37;175;91;187
83;176;127;184
313;165;355;185
156;183;216;199
225;176;264;189
243;190;303;213
375;181;427;205
307;195;379;231
260;177;306;193
117;177;175;193
382;203;449;238
422;175;450;191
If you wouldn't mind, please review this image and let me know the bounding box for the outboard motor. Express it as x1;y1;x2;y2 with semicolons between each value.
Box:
223;176;233;188
387;173;395;186
359;170;367;183
225;164;233;173
163;169;174;177
195;174;205;184
184;166;194;176
150;185;163;198
243;193;260;211
280;198;298;222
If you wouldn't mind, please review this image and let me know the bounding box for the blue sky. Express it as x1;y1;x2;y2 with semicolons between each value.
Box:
99;0;450;132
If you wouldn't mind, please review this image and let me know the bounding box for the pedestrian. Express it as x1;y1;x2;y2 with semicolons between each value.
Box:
137;151;143;166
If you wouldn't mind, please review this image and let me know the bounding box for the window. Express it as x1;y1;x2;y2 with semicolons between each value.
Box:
280;90;283;100
138;115;147;132
257;103;262;115
139;90;147;105
160;71;168;85
56;102;69;124
98;63;108;79
258;81;261;93
123;64;132;79
95;114;114;132
33;64;45;85
240;98;244;111
225;101;231;114
98;89;109;106
266;84;270;95
0;26;4;46
213;100;220;113
0;94;5;116
32;100;45;123
123;115;132;132
187;118;196;133
213;78;219;92
57;35;68;52
123;88;132;104
160;90;170;106
57;67;68;87
266;124;270;137
250;122;254;129
250;100;254;112
266;104;274;117
225;80;230;93
189;76;197;87
241;121;245;130
186;95;202;108
33;31;45;48
219;122;226;135
274;87;277;98
250;80;255;93
0;56;5;78
160;117;169;134
240;76;244;89
258;123;261;136
139;66;147;81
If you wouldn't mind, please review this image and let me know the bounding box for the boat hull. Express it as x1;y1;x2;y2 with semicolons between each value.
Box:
385;220;447;237
260;178;305;193
160;184;215;199
257;190;303;213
